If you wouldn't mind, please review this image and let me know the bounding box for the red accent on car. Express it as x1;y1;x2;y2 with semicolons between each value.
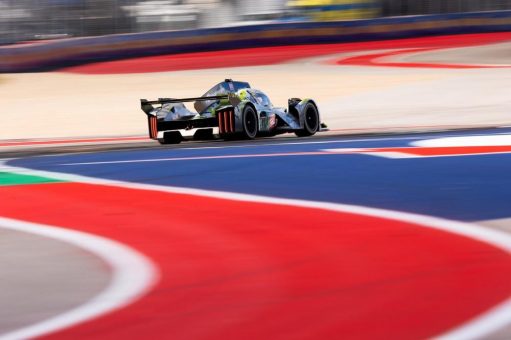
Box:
149;116;158;139
218;112;224;134
218;110;235;134
229;110;234;133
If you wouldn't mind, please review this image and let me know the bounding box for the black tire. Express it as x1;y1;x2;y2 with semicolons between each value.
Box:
242;105;258;139
158;131;182;144
193;128;214;140
295;103;319;137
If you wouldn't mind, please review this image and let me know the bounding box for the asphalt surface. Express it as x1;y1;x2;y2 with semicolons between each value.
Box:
0;227;110;334
9;127;511;223
3;127;511;339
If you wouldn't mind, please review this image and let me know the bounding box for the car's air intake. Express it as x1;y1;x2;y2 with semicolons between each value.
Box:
218;109;235;134
148;116;158;139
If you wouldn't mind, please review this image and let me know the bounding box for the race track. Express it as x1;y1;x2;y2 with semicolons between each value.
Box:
2;128;511;339
1;32;511;339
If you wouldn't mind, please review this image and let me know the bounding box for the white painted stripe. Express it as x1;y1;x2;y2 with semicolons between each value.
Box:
412;134;511;147
54;132;511;165
173;131;511;152
61;151;332;166
172;133;494;151
323;148;511;159
322;148;420;159
357;151;420;158
0;217;158;340
171;135;438;151
153;135;426;151
2;161;511;339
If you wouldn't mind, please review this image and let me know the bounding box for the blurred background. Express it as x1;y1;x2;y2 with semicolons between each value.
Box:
1;1;511;338
2;0;511;45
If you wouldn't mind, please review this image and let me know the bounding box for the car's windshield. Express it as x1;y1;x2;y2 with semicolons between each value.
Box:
202;84;225;97
250;90;272;107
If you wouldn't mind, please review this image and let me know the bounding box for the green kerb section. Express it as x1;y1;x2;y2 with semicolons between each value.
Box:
0;172;65;186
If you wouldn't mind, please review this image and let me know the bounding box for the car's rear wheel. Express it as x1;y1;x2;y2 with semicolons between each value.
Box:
242;106;258;139
295;103;319;137
158;131;182;144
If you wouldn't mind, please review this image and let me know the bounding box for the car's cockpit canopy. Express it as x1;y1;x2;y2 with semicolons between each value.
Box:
194;79;250;113
249;89;272;107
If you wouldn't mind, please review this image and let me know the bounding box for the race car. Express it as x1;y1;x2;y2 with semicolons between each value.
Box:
140;79;323;144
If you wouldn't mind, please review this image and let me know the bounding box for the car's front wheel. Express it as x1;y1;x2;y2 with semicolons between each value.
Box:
295;103;319;137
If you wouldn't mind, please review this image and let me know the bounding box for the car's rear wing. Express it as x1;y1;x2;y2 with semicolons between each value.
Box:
140;93;242;115
140;95;228;115
142;95;228;105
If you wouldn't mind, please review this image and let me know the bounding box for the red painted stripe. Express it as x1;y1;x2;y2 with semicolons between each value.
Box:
0;136;148;148
363;145;511;157
59;32;511;74
336;48;509;69
1;182;511;339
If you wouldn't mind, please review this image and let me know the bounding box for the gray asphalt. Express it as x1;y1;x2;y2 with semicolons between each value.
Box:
0;227;110;335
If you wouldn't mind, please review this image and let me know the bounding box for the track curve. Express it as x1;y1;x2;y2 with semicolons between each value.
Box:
2;171;511;339
3;30;511;339
4;128;511;338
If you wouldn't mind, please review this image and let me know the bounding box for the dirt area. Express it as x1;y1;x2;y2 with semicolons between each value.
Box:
0;66;446;139
1;42;510;140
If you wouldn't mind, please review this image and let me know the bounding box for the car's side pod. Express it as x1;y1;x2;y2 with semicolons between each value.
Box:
288;98;302;120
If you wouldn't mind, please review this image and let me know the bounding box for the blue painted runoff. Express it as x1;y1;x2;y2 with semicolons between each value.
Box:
9;128;511;222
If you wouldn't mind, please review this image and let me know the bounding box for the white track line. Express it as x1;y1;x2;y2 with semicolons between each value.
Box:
175;135;424;149
156;131;511;152
0;217;158;340
61;151;332;165
2;161;511;339
412;134;511;147
56;132;511;165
